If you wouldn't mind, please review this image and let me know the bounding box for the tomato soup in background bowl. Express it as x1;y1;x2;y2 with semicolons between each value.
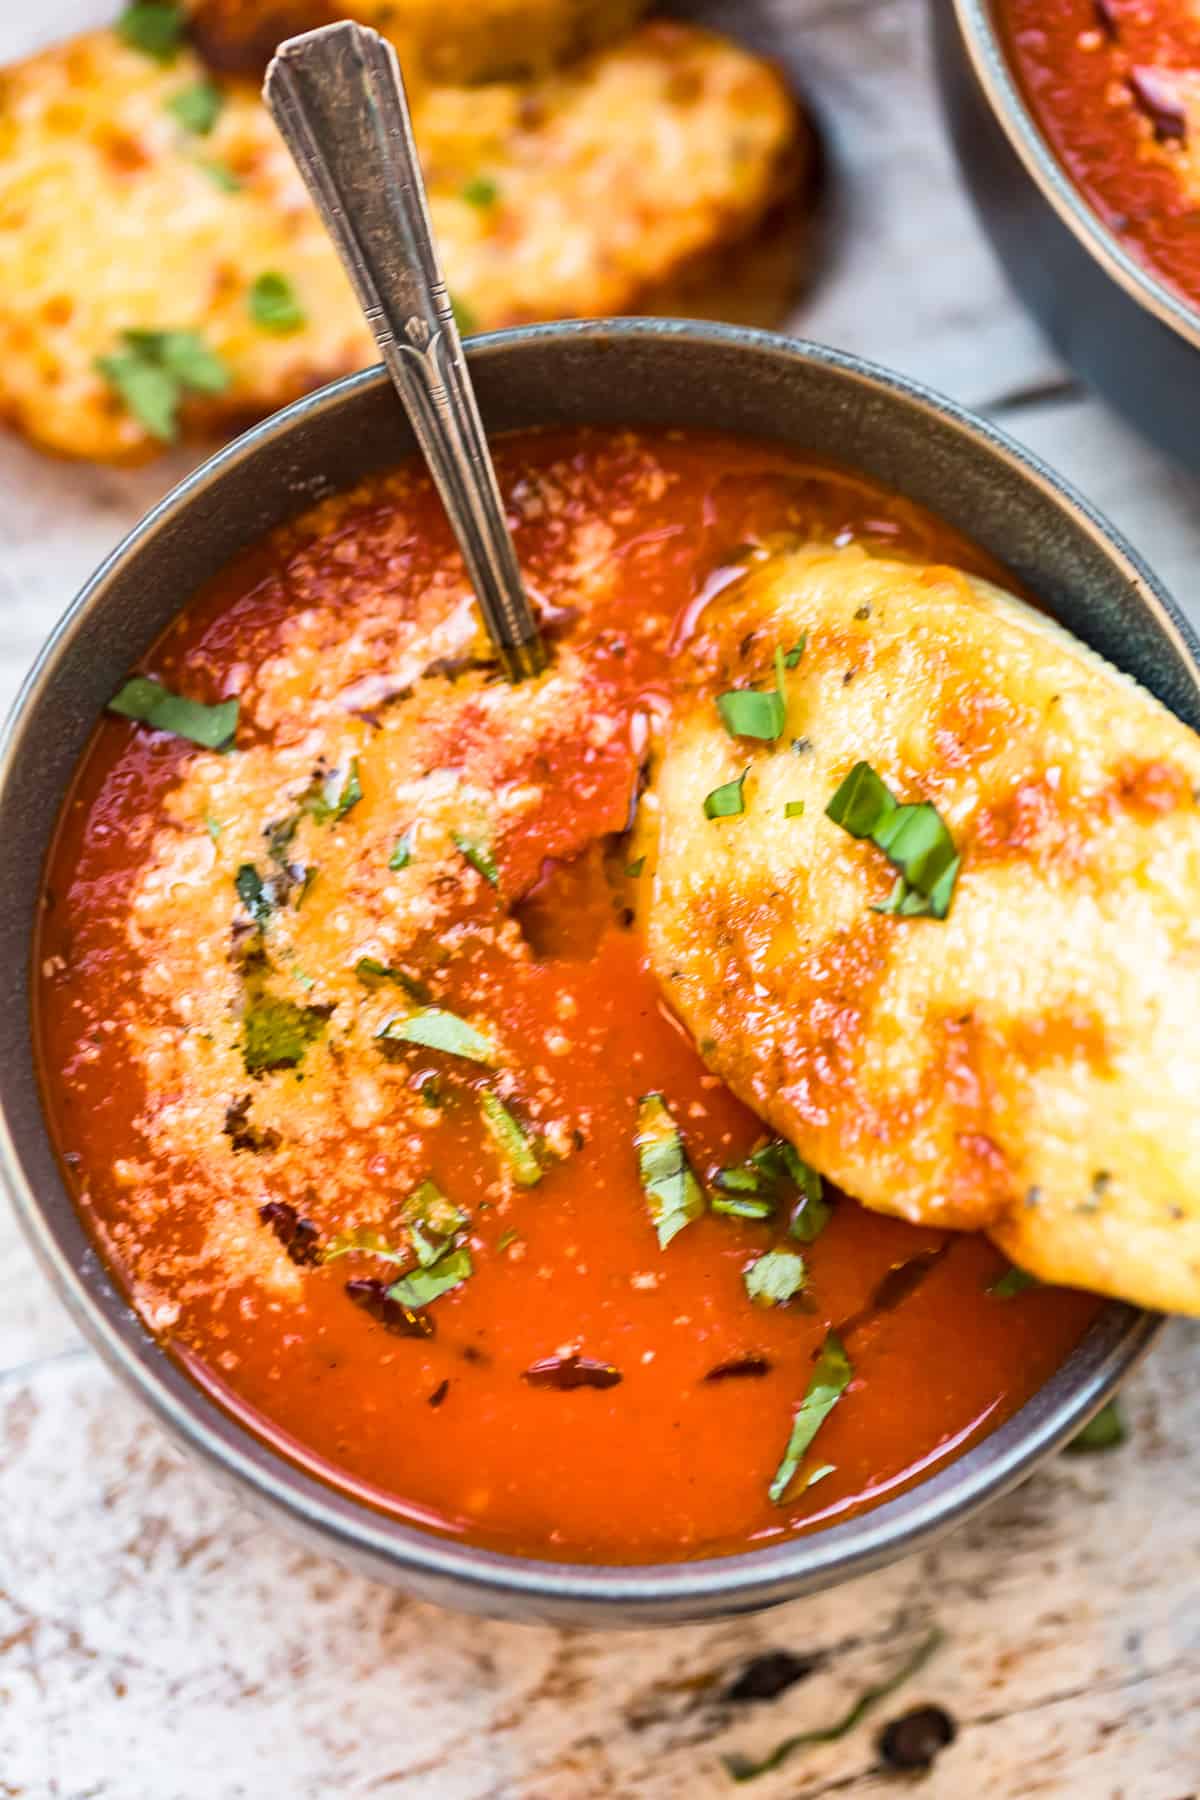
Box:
934;0;1200;470
0;321;1180;1625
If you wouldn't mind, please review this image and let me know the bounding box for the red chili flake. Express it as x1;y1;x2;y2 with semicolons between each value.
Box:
704;1355;772;1383
345;1278;434;1339
258;1200;321;1266
523;1353;622;1390
1129;67;1189;142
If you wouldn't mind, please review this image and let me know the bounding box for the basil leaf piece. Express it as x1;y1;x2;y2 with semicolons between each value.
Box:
303;759;362;824
711;1191;774;1221
625;856;645;878
235;864;272;928
480;1091;541;1186
323;1226;408;1266
388;1246;473;1308
717;686;786;743
1065;1398;1126;1454
724;1629;944;1783
118;1;184;61
167;80;224;134
249;271;307;334
827;762;961;920
389;833;412;871
744;1249;806;1307
378;1006;498;1064
635;1094;705;1248
108;675;238;749
714;1139;831;1242
704;768;748;820
988;1265;1040;1299
97;329;230;440
784;800;805;818
462;174;499;207
453;831;499;887
242;996;328;1074
198;158;241;192
768;1331;853;1505
402;1178;467;1246
784;634;807;669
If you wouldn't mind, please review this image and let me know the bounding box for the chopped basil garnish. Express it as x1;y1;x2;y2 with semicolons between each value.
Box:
242;995;328;1074
353;957;429;1002
388;1246;473;1309
625;856;646;878
453;830;499;887
717;673;786;743
714;1139;831;1243
783;634;807;669
1065;1398;1126;1454
378;1006;498;1064
826;761;961;919
704;767;749;820
248;271;307;334
744;1249;806;1307
117;0;184;61
303;760;362;824
402;1178;468;1266
724;1629;944;1783
323;1225;408;1265
462;174;499;207
784;800;805;818
108;676;238;749
97;328;230;442
768;1331;852;1505
234;863;272;928
345;1277;433;1337
635;1094;705;1249
389;833;412;871
480;1091;541;1186
198;158;241;192
167;80;224;135
988;1265;1040;1299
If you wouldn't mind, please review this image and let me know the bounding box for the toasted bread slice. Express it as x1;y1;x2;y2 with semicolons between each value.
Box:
0;22;805;462
185;0;650;82
644;544;1200;1313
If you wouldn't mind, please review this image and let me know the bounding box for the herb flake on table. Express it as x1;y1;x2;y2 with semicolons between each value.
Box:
242;996;329;1074
723;1628;945;1782
248;272;307;335
744;1249;806;1307
480;1091;542;1186
167;80;224;135
108;675;238;749
826;761;961;919
768;1331;853;1505
97;328;231;442
635;1094;706;1248
377;1006;498;1064
118;0;184;61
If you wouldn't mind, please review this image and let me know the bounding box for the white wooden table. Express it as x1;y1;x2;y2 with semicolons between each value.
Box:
3;3;1199;1795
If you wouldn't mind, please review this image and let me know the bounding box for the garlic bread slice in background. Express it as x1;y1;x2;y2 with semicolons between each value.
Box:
646;544;1200;1314
186;0;649;81
0;21;805;463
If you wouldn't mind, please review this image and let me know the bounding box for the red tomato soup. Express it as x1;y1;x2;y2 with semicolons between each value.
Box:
35;428;1099;1563
999;0;1200;309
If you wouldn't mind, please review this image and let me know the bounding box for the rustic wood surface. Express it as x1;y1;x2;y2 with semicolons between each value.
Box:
3;2;1200;1795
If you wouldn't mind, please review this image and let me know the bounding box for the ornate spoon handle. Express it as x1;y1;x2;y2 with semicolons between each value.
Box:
264;22;545;681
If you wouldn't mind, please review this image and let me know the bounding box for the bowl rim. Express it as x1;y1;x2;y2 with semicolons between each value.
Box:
950;0;1200;351
0;317;1175;1617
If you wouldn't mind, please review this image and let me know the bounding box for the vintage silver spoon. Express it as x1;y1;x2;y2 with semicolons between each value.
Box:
264;22;546;682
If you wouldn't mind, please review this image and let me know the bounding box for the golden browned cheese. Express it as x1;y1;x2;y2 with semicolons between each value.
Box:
186;0;649;81
644;545;1200;1314
0;23;803;463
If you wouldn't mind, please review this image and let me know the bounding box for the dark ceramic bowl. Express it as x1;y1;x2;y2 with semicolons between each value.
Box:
934;0;1200;470
0;321;1181;1625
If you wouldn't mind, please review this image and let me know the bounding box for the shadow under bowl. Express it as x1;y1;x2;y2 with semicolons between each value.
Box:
0;319;1183;1625
933;0;1200;471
